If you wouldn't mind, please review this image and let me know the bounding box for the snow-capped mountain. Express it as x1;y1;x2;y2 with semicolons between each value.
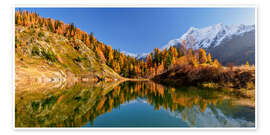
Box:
121;51;138;57
121;51;148;59
121;23;255;65
137;53;149;59
162;23;255;50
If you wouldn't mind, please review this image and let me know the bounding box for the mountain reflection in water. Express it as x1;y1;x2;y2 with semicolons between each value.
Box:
15;81;255;127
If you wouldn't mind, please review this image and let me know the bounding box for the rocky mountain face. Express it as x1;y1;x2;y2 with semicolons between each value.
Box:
208;30;255;65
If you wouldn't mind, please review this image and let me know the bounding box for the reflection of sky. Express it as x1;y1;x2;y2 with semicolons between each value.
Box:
84;98;188;127
84;97;254;127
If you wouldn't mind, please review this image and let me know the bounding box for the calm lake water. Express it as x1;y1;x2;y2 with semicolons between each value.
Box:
15;81;255;128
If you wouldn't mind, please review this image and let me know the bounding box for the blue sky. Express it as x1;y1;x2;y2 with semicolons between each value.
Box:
16;8;255;54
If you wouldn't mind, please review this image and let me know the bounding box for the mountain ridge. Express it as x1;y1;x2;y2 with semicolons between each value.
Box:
163;23;255;50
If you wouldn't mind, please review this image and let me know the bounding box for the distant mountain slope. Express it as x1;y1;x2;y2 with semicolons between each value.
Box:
121;51;148;59
162;24;255;65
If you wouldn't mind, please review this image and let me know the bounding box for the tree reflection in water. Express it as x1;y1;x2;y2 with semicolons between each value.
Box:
15;81;255;127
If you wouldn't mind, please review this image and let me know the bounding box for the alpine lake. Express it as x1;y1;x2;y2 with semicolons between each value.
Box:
15;80;255;128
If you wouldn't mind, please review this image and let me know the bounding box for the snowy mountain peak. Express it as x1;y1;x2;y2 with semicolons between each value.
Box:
163;23;255;50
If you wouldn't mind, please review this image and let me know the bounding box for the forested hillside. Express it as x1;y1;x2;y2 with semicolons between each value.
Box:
15;10;147;79
15;10;123;87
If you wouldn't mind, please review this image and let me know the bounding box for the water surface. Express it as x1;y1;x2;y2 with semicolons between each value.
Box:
15;81;255;127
